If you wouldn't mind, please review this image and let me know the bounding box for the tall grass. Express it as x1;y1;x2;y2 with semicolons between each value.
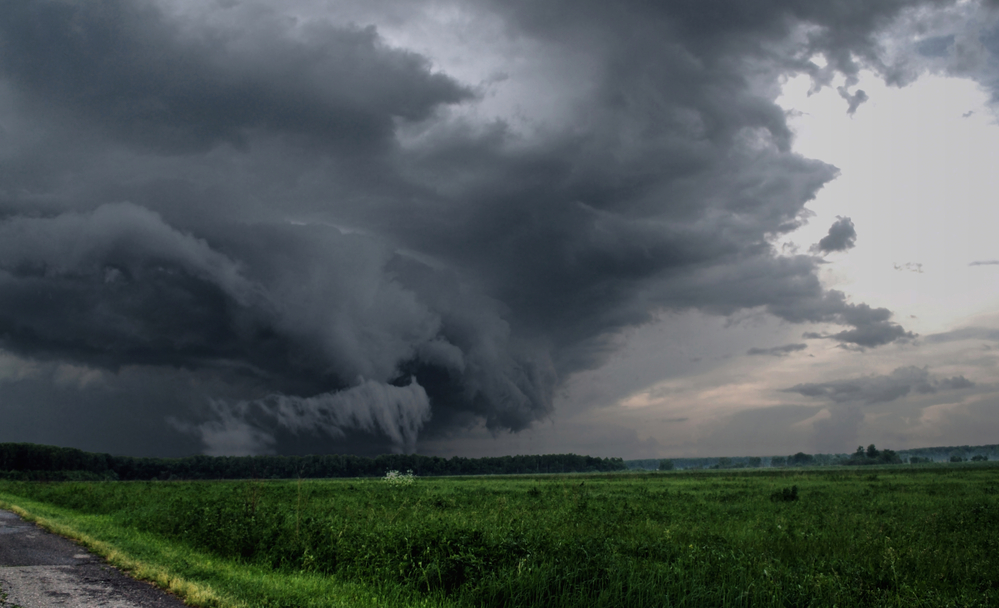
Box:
1;465;997;607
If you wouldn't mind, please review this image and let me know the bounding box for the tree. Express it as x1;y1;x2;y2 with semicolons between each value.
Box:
658;459;674;471
789;452;815;466
866;444;880;459
878;449;902;464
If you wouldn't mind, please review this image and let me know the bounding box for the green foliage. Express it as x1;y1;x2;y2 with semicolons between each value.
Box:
3;464;999;608
657;459;674;471
788;452;814;466
843;445;903;466
0;443;114;474
769;485;799;502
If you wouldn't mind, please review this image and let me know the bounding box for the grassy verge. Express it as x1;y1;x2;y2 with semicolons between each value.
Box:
1;465;997;607
0;493;443;608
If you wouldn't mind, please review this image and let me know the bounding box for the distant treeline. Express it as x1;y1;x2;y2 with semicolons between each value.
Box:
626;443;999;471
0;443;626;481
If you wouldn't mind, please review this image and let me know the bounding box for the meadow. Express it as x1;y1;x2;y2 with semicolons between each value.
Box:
0;465;996;607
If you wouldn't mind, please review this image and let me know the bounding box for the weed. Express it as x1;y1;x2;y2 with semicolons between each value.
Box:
383;470;416;486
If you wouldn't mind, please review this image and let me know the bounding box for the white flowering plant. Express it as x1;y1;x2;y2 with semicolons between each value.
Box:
382;469;416;485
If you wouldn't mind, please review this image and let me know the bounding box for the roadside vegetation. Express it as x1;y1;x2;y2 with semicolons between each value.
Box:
1;464;997;607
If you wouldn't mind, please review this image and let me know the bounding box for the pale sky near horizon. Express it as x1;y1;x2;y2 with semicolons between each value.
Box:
0;0;997;459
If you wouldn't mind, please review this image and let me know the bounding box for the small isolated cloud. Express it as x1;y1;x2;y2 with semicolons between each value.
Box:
837;87;869;115
784;365;974;405
812;217;857;254
746;343;808;357
969;260;999;266
894;262;923;273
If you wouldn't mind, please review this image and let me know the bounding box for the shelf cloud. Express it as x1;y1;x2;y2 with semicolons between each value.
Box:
0;0;971;456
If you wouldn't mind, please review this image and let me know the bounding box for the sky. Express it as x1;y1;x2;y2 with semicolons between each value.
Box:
0;0;998;459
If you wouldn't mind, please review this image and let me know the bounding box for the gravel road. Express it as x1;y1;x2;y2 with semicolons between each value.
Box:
0;509;190;607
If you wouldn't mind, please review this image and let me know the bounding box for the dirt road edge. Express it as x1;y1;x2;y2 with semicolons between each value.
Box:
0;498;232;608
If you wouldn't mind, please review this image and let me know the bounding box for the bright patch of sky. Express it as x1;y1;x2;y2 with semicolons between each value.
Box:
528;68;999;458
776;70;999;335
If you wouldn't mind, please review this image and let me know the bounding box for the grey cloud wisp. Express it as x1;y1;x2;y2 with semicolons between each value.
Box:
784;365;974;405
747;343;808;357
0;0;940;456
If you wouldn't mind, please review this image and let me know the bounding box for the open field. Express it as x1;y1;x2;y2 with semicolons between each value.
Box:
1;465;997;607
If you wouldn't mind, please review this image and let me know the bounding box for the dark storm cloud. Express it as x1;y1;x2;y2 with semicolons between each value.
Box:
917;34;956;57
906;1;999;107
747;343;808;357
812;217;857;253
0;0;472;154
797;298;916;347
784;365;973;404
0;0;939;455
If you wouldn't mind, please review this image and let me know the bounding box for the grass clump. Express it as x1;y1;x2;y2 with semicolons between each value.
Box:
769;485;799;502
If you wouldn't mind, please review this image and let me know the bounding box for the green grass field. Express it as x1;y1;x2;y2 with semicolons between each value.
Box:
1;465;997;607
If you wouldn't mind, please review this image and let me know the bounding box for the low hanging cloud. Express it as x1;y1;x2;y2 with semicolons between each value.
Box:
0;0;949;455
791;365;978;453
747;343;808;357
924;326;999;344
784;365;975;405
800;299;916;347
178;379;431;456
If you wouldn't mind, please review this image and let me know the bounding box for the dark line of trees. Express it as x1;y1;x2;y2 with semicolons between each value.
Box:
0;443;626;481
629;443;999;471
840;444;902;466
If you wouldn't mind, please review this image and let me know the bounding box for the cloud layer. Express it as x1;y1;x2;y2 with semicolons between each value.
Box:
0;0;968;455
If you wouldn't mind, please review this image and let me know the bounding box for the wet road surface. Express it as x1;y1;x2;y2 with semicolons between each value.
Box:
0;509;189;607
